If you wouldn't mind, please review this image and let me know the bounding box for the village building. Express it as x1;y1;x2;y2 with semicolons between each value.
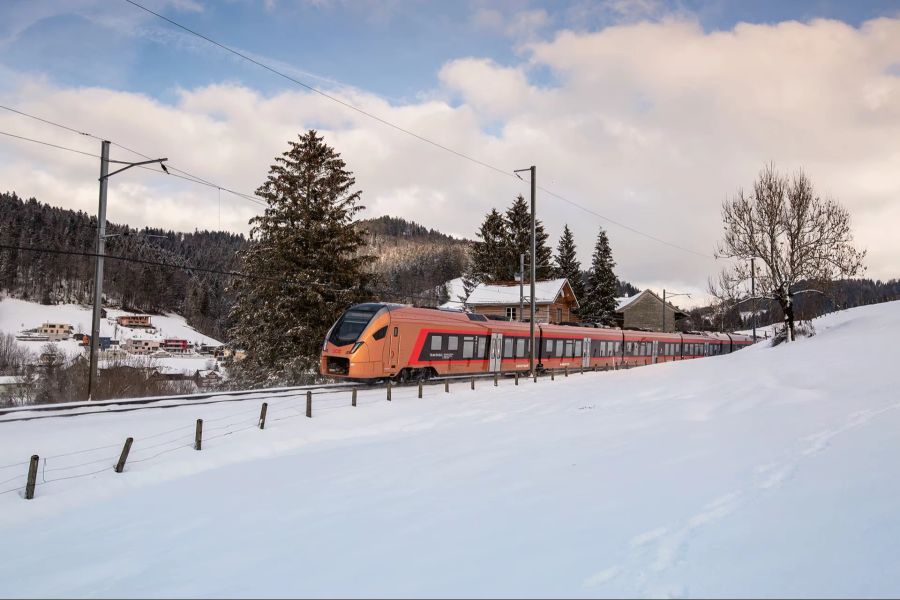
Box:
614;290;687;332
116;315;153;328
464;278;579;324
122;338;161;355
38;322;73;341
194;369;223;388
160;338;191;355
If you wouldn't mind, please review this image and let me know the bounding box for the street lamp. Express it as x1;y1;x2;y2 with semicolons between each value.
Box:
661;289;691;332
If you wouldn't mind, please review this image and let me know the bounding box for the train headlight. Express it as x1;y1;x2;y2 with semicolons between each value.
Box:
350;342;364;354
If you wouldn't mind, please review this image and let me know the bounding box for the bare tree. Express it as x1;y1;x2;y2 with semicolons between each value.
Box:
713;163;865;341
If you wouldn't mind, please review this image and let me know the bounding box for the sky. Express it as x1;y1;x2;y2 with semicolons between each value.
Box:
0;0;898;303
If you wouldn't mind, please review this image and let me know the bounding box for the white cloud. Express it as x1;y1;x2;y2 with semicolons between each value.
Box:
2;16;899;301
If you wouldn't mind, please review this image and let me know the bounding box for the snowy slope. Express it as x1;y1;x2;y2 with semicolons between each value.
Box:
0;297;222;372
1;302;899;597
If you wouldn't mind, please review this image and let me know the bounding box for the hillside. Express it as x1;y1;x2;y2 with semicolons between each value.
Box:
0;195;472;336
1;301;898;596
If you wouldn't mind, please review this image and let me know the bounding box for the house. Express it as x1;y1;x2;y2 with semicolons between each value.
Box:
116;315;152;328
0;375;32;398
464;278;579;324
161;339;191;355
78;335;117;350
614;290;687;332
38;322;73;341
122;338;161;355
194;369;223;388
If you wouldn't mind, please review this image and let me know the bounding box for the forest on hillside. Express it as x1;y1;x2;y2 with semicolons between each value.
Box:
0;195;471;339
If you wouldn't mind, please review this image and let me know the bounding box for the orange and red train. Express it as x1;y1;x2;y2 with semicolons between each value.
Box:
320;303;753;382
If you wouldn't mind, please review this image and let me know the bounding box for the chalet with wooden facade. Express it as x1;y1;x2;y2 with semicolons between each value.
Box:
464;278;579;324
116;315;152;328
614;290;687;332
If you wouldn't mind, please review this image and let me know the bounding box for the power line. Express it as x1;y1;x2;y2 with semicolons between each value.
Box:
0;242;453;305
121;0;714;259
0;106;265;208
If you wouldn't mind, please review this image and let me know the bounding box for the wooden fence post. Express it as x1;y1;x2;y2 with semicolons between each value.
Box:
352;389;357;407
194;419;203;451
551;369;555;381
306;391;312;418
114;437;133;473
258;403;268;430
494;372;498;386
444;381;449;393
24;455;38;500
515;372;519;386
565;366;569;377
471;377;475;390
418;381;423;398
387;380;392;401
533;372;537;383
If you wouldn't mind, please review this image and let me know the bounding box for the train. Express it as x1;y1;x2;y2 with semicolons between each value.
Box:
320;303;754;382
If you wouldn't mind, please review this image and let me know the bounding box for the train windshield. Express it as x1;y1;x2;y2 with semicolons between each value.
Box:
327;304;384;346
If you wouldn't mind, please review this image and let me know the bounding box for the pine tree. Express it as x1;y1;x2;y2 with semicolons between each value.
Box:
467;208;508;284
554;224;584;304
581;228;618;324
229;130;374;385
503;195;553;281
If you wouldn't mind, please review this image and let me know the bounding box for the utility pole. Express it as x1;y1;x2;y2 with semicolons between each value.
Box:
514;165;537;376
519;253;525;322
662;288;666;333
88;141;110;401
751;257;757;342
87;143;168;400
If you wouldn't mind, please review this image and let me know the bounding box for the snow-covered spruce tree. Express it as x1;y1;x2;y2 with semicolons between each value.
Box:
554;224;584;305
581;228;618;324
466;208;508;285
229;130;374;386
503;195;554;281
712;163;865;342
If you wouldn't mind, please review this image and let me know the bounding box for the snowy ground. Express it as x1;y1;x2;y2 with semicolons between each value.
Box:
0;297;222;373
1;302;899;598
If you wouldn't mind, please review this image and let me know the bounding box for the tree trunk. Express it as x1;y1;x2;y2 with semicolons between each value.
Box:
777;292;796;342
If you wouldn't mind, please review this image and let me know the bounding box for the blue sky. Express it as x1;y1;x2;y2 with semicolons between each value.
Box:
4;0;898;103
1;0;898;294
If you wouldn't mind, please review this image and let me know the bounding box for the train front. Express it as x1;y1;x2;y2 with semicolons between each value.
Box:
320;303;391;380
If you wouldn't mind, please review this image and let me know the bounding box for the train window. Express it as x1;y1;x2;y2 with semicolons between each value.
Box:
545;339;553;353
462;337;475;359
516;338;525;358
372;326;387;341
574;340;582;357
393;327;399;337
431;336;443;351
564;340;573;357
477;336;487;358
447;336;459;352
504;338;513;358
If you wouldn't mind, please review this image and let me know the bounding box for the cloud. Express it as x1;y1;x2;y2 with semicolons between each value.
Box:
472;7;551;40
1;15;899;301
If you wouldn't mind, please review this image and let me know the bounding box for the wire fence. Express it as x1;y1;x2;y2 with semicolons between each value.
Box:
0;373;532;498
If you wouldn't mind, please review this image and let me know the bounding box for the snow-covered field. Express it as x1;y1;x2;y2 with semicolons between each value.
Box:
0;297;222;373
1;302;899;598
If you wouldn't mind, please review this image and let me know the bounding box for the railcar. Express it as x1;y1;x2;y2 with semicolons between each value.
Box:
320;304;753;381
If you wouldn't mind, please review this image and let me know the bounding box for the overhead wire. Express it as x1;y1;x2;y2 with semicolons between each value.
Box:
121;0;714;259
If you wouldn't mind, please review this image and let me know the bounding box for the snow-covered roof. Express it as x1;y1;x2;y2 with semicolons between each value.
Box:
615;290;686;316
465;278;572;306
0;376;25;385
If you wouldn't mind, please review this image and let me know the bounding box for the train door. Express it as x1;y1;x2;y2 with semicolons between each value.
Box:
489;332;503;372
581;337;591;368
652;340;659;364
388;325;401;370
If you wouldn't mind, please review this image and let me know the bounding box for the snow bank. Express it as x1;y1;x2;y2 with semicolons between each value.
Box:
0;301;899;597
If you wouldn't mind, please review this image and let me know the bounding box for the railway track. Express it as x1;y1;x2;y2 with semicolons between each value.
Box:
0;371;530;424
